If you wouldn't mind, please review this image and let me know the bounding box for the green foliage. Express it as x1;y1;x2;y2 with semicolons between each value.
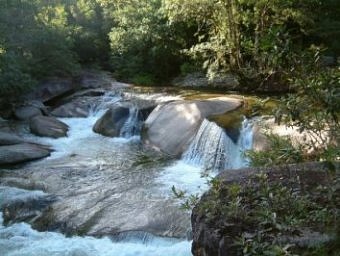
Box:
132;73;157;86
246;134;304;167
179;62;201;76
108;0;195;83
164;0;339;86
199;172;340;255
0;50;35;96
0;0;81;97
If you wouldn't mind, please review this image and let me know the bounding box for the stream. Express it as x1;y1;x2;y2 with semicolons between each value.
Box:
0;89;253;256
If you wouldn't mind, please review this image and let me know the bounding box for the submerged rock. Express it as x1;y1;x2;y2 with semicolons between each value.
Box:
30;116;69;138
0;143;51;165
142;97;242;156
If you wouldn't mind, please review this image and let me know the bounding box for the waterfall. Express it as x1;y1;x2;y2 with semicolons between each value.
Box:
230;118;253;168
120;107;142;138
183;119;231;171
183;118;253;171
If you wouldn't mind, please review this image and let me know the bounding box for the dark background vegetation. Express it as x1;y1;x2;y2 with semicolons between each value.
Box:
0;0;339;93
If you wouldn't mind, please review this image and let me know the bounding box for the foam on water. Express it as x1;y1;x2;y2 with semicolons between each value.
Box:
229;118;253;169
0;213;191;256
183;118;254;171
156;161;209;196
24;109;140;159
0;186;191;256
156;118;254;197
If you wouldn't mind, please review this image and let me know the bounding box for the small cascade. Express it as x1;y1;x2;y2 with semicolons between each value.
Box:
183;119;233;171
183;118;253;171
119;107;142;138
89;91;122;115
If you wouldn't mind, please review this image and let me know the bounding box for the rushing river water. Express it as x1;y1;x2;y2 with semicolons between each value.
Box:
0;90;253;256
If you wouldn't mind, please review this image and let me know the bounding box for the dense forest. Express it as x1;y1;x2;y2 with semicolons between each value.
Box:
0;0;339;95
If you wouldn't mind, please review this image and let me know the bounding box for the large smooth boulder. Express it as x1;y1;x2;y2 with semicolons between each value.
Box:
0;131;25;145
30;116;69;138
142;97;242;156
51;101;90;118
93;106;130;137
0;143;51;165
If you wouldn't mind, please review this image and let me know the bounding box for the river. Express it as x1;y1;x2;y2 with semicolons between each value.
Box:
0;88;253;255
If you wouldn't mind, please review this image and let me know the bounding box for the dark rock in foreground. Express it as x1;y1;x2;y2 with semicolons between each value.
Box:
30;116;69;138
0;143;51;165
191;162;339;256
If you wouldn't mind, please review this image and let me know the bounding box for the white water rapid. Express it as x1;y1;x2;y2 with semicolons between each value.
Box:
0;211;191;256
1;91;253;256
156;118;253;196
183;118;253;171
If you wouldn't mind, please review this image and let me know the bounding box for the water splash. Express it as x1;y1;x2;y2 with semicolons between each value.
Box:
89;92;122;115
183;118;253;171
230;118;253;169
0;212;191;256
183;119;231;171
120;107;142;138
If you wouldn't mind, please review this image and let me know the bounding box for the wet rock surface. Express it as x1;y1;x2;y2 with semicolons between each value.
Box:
0;150;190;238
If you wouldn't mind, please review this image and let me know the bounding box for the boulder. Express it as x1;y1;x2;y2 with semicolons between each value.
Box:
51;101;90;118
0;143;51;165
93;106;130;137
142;97;242;156
192;162;339;256
0;131;25;145
252;117;331;152
14;106;42;120
30;116;69;138
23;78;75;103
